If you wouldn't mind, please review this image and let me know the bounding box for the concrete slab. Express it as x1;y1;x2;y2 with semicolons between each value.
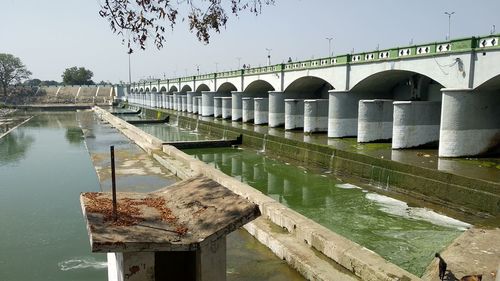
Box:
80;177;261;252
422;228;500;281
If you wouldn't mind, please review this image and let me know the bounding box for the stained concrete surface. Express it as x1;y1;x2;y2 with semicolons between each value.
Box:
422;228;500;281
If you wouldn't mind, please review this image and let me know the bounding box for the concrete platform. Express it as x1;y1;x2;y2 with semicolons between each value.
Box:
127;116;169;125
422;228;500;281
80;177;261;252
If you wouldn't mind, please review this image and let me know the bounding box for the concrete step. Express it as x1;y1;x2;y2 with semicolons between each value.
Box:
245;217;360;281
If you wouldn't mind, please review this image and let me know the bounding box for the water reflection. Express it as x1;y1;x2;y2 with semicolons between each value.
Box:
0;130;34;165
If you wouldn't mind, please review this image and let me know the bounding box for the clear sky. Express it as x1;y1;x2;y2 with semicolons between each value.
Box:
1;0;499;83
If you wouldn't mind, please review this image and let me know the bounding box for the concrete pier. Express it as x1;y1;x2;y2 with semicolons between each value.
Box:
186;92;200;113
231;92;243;121
214;97;223;118
242;97;254;123
162;93;167;108
168;95;174;110
254;98;269;125
196;96;202;115
181;96;187;112
439;89;500;157
357;99;394;142
328;91;361;138
173;93;181;111
193;96;200;114
304;99;329;133
221;97;232;119
269;91;285;127
285;99;304;130
201;92;217;116
392;101;441;149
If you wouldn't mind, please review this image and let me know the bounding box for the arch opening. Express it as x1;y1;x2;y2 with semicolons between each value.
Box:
160;86;167;92
351;70;443;101
244;80;275;95
217;82;237;94
180;85;192;93
196;84;210;93
284;76;333;99
152;87;158;92
168;86;178;93
475;73;500;92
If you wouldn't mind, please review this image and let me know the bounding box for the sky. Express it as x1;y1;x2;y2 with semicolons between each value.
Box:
1;0;499;83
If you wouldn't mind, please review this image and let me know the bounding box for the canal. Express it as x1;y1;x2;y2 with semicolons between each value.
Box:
0;111;305;281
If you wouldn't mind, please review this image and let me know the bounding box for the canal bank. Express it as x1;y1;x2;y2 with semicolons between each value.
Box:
95;106;423;280
135;106;500;219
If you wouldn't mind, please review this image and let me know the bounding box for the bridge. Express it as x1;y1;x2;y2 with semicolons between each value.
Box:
125;34;500;158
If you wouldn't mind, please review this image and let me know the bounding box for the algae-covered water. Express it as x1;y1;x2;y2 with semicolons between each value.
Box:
186;147;470;276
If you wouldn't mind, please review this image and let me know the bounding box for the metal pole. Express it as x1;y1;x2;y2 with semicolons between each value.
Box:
128;53;131;85
444;12;455;40
110;145;117;221
326;37;333;56
236;57;242;69
266;48;272;66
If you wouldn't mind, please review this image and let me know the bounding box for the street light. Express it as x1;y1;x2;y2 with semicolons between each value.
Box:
265;48;272;66
215;62;219;72
326;37;333;56
444;11;455;40
196;65;200;75
236;57;242;69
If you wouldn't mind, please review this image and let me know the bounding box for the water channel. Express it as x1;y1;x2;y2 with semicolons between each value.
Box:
135;120;472;276
0;111;304;281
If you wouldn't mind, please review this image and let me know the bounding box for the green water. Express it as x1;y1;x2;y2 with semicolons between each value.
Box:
0;113;106;281
186;147;470;276
135;123;213;142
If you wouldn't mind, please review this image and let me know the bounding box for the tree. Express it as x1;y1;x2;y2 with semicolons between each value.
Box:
62;67;94;85
0;53;32;96
99;0;275;53
23;78;42;86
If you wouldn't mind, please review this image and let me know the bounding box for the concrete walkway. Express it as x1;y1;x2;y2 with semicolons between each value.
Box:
422;228;500;281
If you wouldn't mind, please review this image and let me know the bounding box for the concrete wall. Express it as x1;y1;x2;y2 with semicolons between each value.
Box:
285;99;304;130
304;99;329;133
358;99;394;142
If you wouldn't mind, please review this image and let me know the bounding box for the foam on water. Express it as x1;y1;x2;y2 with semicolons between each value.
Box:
58;257;107;271
365;193;471;230
336;183;361;189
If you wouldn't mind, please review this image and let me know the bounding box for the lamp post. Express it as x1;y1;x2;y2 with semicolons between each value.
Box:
215;62;219;72
444;11;455;40
265;48;272;66
236;57;242;69
196;65;200;75
128;53;131;85
326;37;333;56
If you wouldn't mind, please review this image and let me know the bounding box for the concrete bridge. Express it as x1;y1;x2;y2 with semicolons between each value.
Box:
126;34;500;158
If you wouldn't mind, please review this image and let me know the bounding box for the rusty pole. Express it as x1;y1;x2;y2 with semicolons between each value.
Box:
111;145;117;221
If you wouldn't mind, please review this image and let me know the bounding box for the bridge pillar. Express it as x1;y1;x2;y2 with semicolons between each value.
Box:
168;94;174;109
254;98;269;125
231;92;244;121
214;97;223;118
304;99;329;133
221;97;232;119
439;89;500;157
269;91;285;127
172;92;179;111
357;99;394;143
242;98;254;123
392;101;441;149
285;99;304;130
187;92;200;113
181;95;187;112
201;92;217;116
328;90;364;138
193;96;201;114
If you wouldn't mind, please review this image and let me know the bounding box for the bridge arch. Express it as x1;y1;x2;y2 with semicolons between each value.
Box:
474;73;500;91
180;85;192;93
284;76;333;98
139;88;144;93
152;87;158;92
196;83;210;93
244;80;275;93
145;87;150;92
168;86;178;93
217;82;237;94
160;86;167;92
350;70;443;101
